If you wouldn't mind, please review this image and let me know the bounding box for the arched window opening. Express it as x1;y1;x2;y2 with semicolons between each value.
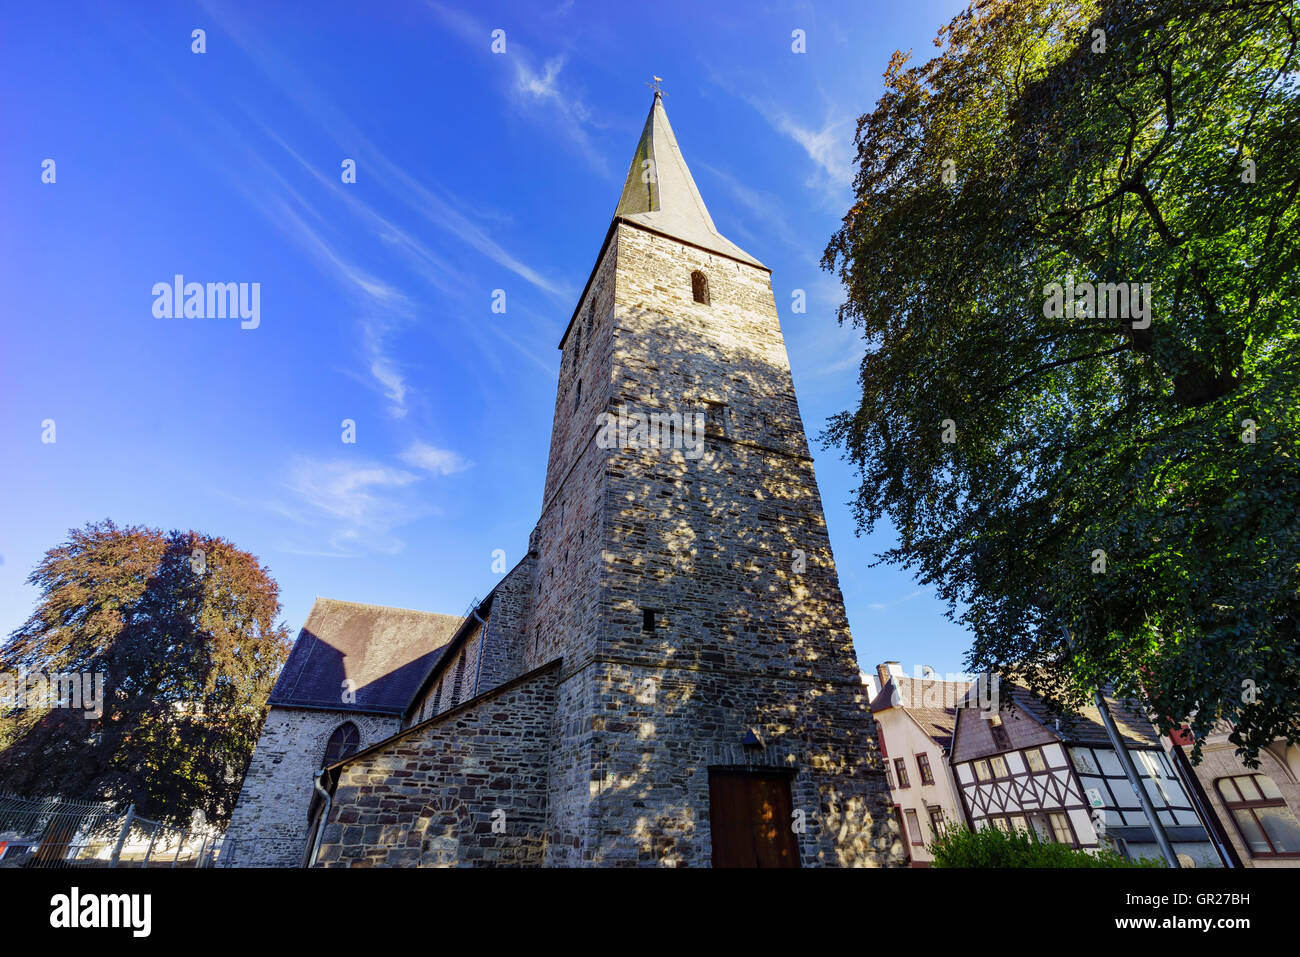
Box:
691;271;710;305
322;721;360;767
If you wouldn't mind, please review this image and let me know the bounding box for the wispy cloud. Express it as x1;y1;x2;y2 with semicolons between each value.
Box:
425;1;612;180
707;65;856;204
868;589;925;611
757;103;855;200
273;446;469;555
279;458;424;555
698;161;806;257
199;0;569;301
400;440;472;475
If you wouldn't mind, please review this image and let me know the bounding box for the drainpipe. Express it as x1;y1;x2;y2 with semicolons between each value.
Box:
1061;627;1179;867
306;770;332;868
1092;687;1180;867
1169;738;1241;868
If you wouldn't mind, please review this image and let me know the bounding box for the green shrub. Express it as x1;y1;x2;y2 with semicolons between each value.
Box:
928;823;1163;868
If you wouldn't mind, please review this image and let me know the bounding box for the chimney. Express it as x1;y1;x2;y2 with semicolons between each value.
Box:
876;661;903;689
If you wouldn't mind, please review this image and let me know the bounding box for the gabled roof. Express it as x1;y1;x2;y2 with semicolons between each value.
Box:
612;92;763;268
952;677;1160;753
871;676;972;750
268;598;464;715
1001;681;1158;748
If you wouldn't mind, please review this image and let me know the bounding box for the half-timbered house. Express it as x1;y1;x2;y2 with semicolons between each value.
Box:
950;680;1221;866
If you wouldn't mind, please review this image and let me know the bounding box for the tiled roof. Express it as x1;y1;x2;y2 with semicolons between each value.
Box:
959;678;1160;749
871;676;973;749
268;598;464;714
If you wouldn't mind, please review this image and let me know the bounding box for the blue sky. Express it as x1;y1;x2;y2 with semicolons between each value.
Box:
1;0;974;678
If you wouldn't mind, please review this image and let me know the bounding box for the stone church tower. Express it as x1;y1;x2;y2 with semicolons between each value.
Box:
231;92;902;867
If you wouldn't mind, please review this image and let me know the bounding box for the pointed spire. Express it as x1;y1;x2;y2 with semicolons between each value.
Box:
612;93;763;268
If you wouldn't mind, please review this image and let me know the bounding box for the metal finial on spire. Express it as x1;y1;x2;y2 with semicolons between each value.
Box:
646;75;665;98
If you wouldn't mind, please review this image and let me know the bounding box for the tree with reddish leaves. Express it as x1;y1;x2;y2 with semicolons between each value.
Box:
0;520;291;826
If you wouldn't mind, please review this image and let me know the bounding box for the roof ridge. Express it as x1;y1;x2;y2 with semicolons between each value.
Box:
311;596;465;619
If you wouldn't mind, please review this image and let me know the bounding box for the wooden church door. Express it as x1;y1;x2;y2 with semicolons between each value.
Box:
708;769;801;867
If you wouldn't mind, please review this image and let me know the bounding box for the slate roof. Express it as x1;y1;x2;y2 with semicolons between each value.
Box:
958;678;1160;749
613;92;764;268
870;676;972;749
268;598;464;715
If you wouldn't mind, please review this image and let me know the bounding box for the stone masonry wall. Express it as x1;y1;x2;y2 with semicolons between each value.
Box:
1194;740;1300;868
314;661;560;867
223;707;399;867
531;223;902;865
476;554;536;690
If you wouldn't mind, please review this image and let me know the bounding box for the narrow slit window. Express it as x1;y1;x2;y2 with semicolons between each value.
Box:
643;608;656;632
574;379;582;411
691;270;710;304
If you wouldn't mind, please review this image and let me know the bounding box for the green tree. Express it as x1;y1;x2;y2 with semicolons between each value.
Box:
822;0;1299;762
0;520;291;825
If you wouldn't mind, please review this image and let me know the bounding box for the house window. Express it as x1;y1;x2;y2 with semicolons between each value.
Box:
884;761;894;789
989;755;1009;778
916;753;935;786
904;808;924;846
643;608;657;632
974;759;991;782
1048;811;1074;845
928;806;946;835
1216;774;1300;858
1025;747;1047;772
691;270;710;304
321;722;360;767
1071;749;1099;774
894;758;910;789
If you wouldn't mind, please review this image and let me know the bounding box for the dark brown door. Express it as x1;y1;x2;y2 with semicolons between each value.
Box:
708;769;801;867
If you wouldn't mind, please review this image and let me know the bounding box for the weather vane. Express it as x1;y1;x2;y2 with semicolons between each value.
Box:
646;75;666;97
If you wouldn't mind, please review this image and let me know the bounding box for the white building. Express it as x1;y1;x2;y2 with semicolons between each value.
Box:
869;663;970;865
